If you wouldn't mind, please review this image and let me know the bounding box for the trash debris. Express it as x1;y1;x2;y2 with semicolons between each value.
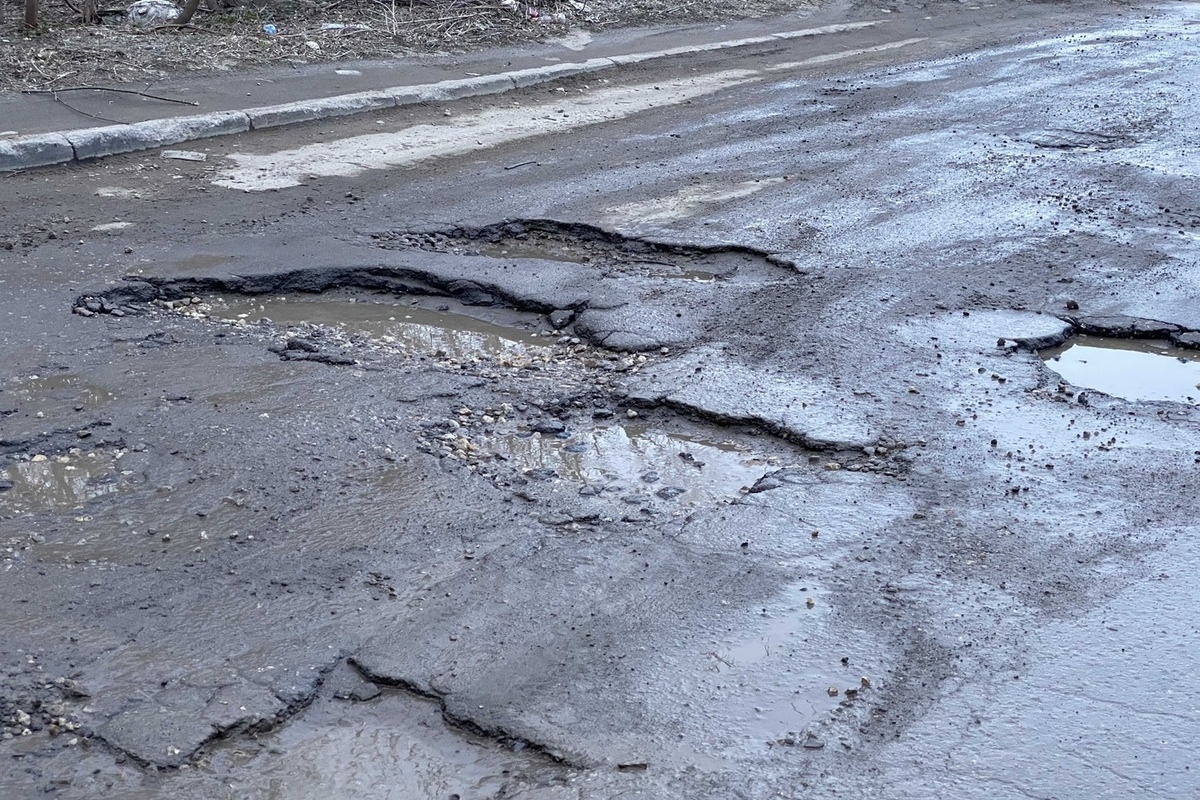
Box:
161;150;208;162
262;23;278;35
126;0;181;27
335;69;363;76
321;23;372;32
305;41;321;51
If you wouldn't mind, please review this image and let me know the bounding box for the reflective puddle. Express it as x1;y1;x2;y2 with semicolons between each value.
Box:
1041;336;1200;404
206;294;550;359
0;451;120;515
482;423;772;503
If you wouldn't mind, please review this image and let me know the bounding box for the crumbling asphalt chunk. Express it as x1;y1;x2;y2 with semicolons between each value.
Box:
1061;314;1183;338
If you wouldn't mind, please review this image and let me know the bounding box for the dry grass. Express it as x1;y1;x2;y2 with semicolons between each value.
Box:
0;0;803;91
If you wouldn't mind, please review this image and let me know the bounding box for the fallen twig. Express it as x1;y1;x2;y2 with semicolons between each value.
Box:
40;92;127;123
21;86;199;105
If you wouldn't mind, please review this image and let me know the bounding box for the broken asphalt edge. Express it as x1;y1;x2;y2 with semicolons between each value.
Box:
0;21;880;173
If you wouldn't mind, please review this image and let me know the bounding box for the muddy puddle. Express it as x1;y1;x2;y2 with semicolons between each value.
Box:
1041;335;1200;404
206;293;550;359
0;452;120;520
169;688;564;800
482;422;773;503
5;373;115;409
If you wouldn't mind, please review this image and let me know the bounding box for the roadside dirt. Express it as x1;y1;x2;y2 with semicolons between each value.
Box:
0;0;809;90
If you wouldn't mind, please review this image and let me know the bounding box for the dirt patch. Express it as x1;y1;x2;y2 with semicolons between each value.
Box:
0;0;809;91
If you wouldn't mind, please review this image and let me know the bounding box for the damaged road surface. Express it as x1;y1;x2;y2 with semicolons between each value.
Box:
3;1;1200;797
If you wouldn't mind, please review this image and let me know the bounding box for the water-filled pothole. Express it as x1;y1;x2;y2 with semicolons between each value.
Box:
7;373;115;408
444;421;776;504
0;451;120;515
206;293;551;360
371;219;790;280
1041;335;1200;404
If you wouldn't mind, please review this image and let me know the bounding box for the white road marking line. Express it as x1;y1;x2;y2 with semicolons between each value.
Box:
213;70;759;191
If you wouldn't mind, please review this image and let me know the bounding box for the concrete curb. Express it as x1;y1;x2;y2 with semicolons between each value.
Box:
65;111;251;162
0;20;881;172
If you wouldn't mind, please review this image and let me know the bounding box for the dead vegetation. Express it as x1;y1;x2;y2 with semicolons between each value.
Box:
0;0;806;90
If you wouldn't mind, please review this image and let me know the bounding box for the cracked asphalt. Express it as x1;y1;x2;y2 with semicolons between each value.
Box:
2;1;1200;797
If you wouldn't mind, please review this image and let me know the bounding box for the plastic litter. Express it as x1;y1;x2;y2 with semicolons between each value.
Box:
262;23;277;35
126;0;181;27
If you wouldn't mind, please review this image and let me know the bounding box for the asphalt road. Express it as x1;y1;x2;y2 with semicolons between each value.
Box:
2;1;1199;798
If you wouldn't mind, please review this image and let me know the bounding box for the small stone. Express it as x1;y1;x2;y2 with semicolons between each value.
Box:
74;306;94;317
286;337;320;353
1065;299;1080;310
123;247;133;254
161;533;171;542
826;687;839;697
626;409;639;419
805;597;815;609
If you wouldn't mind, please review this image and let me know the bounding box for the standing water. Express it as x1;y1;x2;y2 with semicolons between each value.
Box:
1041;336;1200;404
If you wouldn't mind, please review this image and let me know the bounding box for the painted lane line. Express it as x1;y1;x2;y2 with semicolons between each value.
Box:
213;71;760;191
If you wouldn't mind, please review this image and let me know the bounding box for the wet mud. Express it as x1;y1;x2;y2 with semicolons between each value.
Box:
5;3;1200;799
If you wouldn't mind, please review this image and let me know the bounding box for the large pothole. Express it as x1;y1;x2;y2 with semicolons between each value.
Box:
369;218;795;280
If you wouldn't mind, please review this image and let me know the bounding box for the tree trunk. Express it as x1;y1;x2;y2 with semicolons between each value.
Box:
79;0;99;24
24;0;38;28
175;0;202;25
